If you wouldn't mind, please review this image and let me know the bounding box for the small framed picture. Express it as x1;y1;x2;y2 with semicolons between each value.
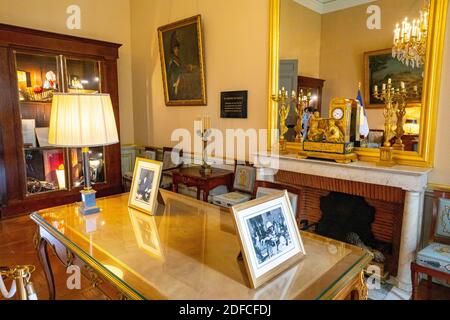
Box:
128;208;164;260
232;191;306;289
128;158;162;215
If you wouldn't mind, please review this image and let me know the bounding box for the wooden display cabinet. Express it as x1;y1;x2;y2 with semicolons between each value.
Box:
0;24;123;218
298;76;326;113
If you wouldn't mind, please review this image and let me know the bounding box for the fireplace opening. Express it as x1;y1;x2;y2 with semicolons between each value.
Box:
302;192;393;270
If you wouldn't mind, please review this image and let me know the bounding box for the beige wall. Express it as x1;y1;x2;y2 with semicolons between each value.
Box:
130;0;269;158
0;0;135;144
280;0;321;77
320;0;422;118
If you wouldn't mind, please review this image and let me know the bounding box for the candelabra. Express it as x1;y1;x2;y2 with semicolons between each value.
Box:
392;5;429;68
271;87;296;151
392;85;419;151
196;116;212;175
373;79;400;166
294;89;313;144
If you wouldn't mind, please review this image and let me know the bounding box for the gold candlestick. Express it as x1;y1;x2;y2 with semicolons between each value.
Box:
392;83;419;150
196;116;212;175
373;79;398;167
272;87;296;152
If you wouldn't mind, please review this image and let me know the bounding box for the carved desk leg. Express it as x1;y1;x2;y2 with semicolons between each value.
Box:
351;271;369;300
36;231;56;300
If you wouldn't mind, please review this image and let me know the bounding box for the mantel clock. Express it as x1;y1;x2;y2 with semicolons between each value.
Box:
300;98;360;164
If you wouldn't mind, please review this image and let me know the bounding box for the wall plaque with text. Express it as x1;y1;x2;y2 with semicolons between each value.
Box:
221;91;248;119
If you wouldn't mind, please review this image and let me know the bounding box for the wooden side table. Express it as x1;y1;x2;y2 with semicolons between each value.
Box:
172;167;234;202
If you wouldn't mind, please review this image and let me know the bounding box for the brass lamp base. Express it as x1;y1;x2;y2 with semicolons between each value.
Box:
377;146;396;167
200;165;212;175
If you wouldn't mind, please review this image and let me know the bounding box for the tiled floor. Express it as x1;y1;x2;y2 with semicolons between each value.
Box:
1;215;449;300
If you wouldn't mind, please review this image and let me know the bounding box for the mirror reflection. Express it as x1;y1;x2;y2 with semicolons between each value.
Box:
278;0;428;152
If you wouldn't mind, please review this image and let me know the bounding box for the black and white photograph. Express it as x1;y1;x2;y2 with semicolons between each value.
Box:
129;208;164;260
128;158;162;215
246;207;294;267
135;169;154;204
232;191;306;289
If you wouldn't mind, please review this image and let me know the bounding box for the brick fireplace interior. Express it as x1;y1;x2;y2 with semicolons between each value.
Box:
275;170;405;277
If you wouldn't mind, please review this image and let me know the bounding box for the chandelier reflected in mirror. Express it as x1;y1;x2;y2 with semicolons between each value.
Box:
392;3;429;68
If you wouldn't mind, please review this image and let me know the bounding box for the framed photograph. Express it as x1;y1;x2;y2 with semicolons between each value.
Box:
129;208;164;260
158;15;207;106
128;158;162;215
364;48;423;109
232;191;306;289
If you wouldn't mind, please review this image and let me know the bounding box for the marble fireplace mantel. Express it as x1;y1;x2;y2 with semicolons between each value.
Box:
254;153;431;192
253;153;432;299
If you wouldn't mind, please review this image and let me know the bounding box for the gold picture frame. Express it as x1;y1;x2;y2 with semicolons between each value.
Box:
129;208;164;260
267;0;449;167
158;15;207;106
364;48;423;109
128;158;162;215
232;191;306;289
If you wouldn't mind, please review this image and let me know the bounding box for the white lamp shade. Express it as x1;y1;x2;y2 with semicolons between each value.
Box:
48;93;119;147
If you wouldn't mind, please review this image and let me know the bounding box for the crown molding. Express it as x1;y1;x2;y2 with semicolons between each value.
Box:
293;0;377;14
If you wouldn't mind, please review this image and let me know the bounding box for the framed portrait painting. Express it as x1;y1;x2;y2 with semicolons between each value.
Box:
128;158;162;215
232;191;306;289
364;48;424;109
158;15;207;106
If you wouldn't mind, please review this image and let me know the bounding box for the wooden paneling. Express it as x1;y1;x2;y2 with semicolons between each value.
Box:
20;102;52;127
0;24;120;60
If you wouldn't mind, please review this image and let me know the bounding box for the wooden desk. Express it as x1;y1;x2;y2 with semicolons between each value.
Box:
172;166;234;202
31;190;372;300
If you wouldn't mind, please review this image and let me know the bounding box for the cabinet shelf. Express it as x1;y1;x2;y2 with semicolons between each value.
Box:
0;23;122;218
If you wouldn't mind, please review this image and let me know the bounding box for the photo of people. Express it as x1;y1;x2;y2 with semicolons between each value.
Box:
128;158;162;216
246;207;294;267
135;168;154;204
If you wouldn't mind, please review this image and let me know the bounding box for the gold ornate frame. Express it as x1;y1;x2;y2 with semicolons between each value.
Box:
158;15;207;106
267;0;448;167
364;48;423;109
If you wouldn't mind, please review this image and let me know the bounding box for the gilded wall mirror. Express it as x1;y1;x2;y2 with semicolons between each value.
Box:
268;0;448;167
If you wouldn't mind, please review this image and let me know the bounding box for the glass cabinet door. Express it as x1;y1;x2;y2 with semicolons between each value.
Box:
65;58;101;93
65;58;106;187
15;53;108;195
15;52;68;195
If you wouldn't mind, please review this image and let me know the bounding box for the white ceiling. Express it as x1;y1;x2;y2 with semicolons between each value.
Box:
294;0;377;14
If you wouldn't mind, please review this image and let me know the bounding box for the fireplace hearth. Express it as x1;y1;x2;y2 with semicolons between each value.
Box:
300;192;390;264
255;153;431;296
266;168;406;277
318;192;376;247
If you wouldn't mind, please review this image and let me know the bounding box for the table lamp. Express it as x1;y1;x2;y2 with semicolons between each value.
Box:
48;93;119;215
